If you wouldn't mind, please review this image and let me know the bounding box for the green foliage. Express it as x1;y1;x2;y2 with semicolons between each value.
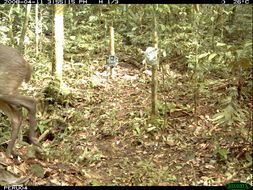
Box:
212;86;248;126
76;147;103;164
38;119;51;133
214;148;229;160
31;164;45;178
0;4;252;185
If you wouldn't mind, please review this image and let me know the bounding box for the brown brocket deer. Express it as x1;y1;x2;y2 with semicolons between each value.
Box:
0;44;41;157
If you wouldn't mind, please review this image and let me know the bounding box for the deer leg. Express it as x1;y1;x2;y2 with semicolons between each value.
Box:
0;101;22;156
15;95;41;148
0;95;41;149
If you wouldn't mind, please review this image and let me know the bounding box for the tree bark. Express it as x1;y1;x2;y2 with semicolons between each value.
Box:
19;4;32;53
54;4;64;88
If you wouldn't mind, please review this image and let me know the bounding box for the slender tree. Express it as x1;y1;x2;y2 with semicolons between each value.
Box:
19;4;32;52
54;4;64;88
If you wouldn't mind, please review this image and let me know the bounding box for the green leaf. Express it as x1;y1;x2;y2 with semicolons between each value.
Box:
217;42;226;47
214;149;229;160
147;126;157;132
198;52;210;59
31;164;44;178
167;175;177;181
167;103;176;110
208;53;217;61
160;24;166;31
225;51;232;58
244;41;252;48
212;112;225;122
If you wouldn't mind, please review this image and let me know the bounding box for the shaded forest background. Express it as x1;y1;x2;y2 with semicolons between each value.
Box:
0;4;252;186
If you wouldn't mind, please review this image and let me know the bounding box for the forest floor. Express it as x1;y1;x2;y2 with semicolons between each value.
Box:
0;61;252;186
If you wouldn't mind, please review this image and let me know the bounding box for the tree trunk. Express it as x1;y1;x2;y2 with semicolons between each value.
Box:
151;6;159;118
54;4;64;88
19;4;32;53
35;4;39;56
8;5;15;46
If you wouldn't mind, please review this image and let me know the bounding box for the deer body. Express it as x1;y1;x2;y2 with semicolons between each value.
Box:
0;44;41;156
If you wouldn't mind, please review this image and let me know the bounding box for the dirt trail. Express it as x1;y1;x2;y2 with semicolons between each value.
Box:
1;62;250;186
78;63;187;185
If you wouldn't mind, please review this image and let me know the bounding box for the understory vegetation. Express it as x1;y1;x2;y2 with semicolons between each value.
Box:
0;4;252;186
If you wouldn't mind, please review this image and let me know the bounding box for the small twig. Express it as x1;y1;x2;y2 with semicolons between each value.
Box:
0;140;10;146
38;129;50;142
